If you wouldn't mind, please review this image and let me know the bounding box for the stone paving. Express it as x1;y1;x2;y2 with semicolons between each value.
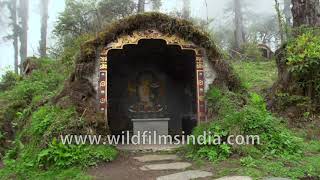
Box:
215;176;252;180
156;170;213;180
133;154;178;162
140;162;192;171
134;154;212;179
132;153;293;180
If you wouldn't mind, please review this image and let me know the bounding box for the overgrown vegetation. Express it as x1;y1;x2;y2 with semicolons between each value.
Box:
183;59;320;179
232;60;277;92
286;28;320;101
0;58;118;179
186;88;303;161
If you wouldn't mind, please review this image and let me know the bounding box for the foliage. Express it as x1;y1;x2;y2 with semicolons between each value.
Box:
186;123;232;162
241;43;263;60
246;15;280;46
51;34;93;74
37;139;117;169
54;0;136;38
0;57;118;179
286;28;320;99
272;93;312;112
2;58;65;104
29;105;77;139
186;87;303;162
0;70;21;91
232;60;277;92
240;156;256;168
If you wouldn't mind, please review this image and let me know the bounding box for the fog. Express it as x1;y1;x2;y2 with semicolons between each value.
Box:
0;0;277;76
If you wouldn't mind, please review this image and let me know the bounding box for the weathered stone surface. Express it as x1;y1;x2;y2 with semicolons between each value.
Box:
133;154;178;162
215;176;252;180
140;162;192;171
156;170;213;180
263;178;291;180
117;144;182;153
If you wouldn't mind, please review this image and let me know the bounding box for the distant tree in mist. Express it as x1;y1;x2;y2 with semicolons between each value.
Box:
233;0;245;51
1;0;20;74
137;0;145;13
150;0;161;11
274;0;285;44
0;1;6;25
247;15;279;45
55;0;136;38
39;0;49;58
18;0;28;74
182;0;190;19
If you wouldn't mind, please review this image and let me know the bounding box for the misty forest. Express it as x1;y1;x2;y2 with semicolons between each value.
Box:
0;0;319;179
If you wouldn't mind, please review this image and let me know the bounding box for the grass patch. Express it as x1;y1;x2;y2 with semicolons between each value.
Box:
232;60;277;92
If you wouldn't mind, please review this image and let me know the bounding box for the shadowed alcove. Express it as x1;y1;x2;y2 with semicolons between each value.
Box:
107;39;197;135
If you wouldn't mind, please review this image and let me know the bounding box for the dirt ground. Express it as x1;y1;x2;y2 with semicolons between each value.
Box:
88;152;178;180
88;152;213;180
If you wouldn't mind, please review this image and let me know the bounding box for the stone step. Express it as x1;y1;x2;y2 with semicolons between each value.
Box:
215;176;252;180
140;162;192;171
133;154;178;162
156;170;213;180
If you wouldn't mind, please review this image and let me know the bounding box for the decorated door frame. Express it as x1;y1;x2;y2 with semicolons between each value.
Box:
98;30;206;123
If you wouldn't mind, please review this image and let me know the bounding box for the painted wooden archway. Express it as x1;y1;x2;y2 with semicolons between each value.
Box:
98;29;206;123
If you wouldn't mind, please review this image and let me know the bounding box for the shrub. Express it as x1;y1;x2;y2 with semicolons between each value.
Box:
0;71;21;91
242;43;263;60
186;87;303;162
187;123;232;161
286;28;320;99
37;139;117;169
0;57;118;179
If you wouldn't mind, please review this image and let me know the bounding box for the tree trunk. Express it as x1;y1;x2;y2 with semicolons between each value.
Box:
39;0;49;58
233;0;245;50
8;0;19;74
275;0;285;43
18;0;28;74
137;0;145;13
182;0;191;19
292;0;320;27
150;0;161;12
283;0;292;25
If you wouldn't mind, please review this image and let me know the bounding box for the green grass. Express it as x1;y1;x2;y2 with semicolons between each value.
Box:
232;60;278;93
0;166;92;180
207;59;320;179
211;140;320;179
0;58;118;179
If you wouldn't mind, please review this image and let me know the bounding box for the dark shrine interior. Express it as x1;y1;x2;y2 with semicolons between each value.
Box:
107;39;198;135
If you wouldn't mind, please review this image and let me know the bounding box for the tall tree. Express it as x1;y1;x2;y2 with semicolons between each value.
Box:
39;0;49;57
233;0;245;50
5;0;19;74
137;0;145;13
291;0;320;28
150;0;161;11
283;0;292;25
182;0;190;19
275;0;285;43
18;0;28;73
